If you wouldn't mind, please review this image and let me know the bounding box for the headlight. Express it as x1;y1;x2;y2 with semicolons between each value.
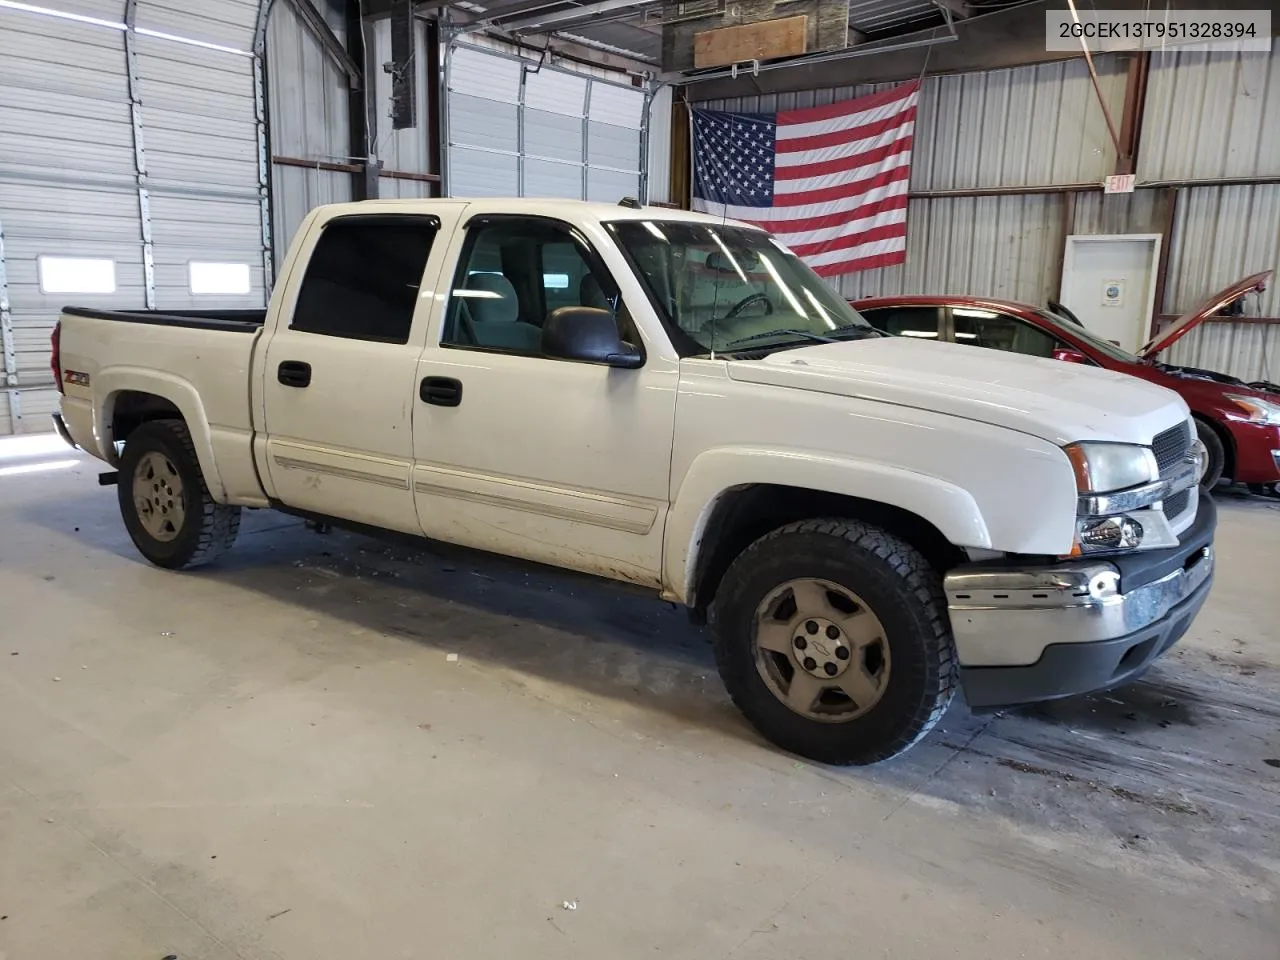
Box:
1064;442;1159;493
1063;441;1174;557
1225;394;1280;425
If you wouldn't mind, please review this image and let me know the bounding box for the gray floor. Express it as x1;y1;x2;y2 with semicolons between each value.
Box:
1;438;1277;960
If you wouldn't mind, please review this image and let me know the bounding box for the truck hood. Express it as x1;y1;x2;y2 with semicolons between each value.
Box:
727;336;1187;446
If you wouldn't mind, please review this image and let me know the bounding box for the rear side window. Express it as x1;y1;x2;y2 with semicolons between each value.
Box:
291;216;438;343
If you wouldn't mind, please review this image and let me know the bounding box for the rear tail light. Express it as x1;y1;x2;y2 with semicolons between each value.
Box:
51;321;63;394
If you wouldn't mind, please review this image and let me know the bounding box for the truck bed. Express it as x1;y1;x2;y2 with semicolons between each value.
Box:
62;307;266;333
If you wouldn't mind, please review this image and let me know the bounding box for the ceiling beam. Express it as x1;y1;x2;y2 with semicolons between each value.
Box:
488;0;662;32
486;28;656;69
931;0;971;19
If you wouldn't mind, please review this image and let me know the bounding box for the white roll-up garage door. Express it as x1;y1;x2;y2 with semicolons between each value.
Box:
445;42;647;204
0;0;269;436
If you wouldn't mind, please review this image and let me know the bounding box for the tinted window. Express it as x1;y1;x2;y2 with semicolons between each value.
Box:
952;308;1057;359
862;306;939;339
443;218;628;355
291;217;438;343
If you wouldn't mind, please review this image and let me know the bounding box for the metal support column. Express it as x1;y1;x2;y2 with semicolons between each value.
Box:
0;216;20;431
581;77;592;199
254;0;277;288
638;84;657;204
347;0;378;199
123;0;156;309
438;31;454;196
516;63;528;196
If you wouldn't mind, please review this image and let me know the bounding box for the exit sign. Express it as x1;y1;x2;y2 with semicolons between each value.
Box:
1104;174;1136;194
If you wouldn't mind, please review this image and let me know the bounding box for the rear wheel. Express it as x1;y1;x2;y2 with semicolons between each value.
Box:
118;419;240;569
712;519;956;765
1195;419;1225;489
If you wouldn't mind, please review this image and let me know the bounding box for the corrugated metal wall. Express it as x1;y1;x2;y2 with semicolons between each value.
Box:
693;47;1280;383
0;0;270;435
1141;47;1280;181
265;0;352;256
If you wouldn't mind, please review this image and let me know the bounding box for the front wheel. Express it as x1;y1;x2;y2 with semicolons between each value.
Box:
118;419;240;569
711;519;956;765
1195;419;1225;490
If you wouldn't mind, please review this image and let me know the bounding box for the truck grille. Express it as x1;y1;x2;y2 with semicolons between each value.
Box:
1152;421;1191;473
1154;420;1195;530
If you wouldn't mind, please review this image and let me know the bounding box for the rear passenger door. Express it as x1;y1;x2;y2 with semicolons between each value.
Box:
857;305;943;341
259;211;461;534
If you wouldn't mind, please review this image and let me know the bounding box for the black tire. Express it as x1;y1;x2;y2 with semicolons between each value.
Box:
711;518;956;765
1195;418;1225;489
117;419;240;570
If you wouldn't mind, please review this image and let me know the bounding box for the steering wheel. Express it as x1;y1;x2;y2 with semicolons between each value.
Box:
720;292;774;322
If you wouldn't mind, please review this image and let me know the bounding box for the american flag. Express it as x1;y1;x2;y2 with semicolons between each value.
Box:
691;81;919;277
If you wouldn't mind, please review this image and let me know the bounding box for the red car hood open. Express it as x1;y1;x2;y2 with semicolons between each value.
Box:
1139;270;1273;360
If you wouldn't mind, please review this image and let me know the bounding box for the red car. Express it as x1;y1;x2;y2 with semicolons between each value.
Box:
853;272;1280;491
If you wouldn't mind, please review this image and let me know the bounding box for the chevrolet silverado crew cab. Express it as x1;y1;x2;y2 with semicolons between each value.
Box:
51;199;1215;765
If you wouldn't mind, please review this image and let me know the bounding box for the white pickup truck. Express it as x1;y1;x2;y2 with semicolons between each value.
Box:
51;198;1215;765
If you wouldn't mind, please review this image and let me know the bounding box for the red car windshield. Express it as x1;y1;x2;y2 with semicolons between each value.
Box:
1036;309;1142;364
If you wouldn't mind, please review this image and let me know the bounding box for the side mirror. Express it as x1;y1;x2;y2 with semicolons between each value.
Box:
1052;347;1090;364
542;306;642;369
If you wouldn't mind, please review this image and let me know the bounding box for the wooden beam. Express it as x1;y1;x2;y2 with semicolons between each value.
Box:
1054;191;1077;298
1150;187;1178;336
380;168;442;182
693;16;808;69
671;96;691;209
1115;51;1149;176
272;155;362;173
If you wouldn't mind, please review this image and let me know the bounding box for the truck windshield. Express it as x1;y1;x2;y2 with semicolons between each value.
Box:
1034;309;1142;363
608;220;875;356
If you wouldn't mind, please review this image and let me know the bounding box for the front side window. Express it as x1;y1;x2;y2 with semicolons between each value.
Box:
861;306;941;340
291;216;438;343
1034;310;1138;363
442;218;630;355
608;220;875;356
951;308;1058;359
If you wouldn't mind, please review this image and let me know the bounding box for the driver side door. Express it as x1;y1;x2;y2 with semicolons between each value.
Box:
411;215;678;587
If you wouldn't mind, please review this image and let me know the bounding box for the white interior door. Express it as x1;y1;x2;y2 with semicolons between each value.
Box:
1060;235;1161;353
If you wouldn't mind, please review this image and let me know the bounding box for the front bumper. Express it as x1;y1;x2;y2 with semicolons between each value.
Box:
945;493;1216;709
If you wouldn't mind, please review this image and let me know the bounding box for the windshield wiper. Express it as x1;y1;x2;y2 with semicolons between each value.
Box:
826;323;882;340
723;328;835;350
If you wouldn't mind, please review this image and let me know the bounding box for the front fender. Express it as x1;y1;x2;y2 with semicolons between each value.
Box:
94;367;226;501
664;446;990;604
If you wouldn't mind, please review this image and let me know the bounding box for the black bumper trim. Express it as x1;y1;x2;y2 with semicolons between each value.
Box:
959;568;1214;710
50;412;78;450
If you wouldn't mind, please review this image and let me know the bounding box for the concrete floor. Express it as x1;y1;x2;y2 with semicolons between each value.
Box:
1;437;1277;960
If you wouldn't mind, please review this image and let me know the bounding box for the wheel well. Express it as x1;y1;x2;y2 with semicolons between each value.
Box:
1192;413;1234;479
109;391;184;448
688;484;966;616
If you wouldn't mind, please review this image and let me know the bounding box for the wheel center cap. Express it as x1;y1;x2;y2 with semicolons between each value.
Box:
791;617;852;679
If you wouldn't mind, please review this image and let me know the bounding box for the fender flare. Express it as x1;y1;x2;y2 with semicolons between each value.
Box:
94;367;227;501
664;446;991;604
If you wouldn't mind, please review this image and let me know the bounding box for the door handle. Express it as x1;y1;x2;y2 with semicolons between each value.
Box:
277;361;312;388
420;376;462;407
